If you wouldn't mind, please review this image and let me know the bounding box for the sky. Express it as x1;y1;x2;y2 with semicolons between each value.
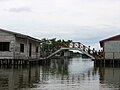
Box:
0;0;120;50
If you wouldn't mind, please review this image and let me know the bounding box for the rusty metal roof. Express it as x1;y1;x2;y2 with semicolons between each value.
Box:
100;34;120;47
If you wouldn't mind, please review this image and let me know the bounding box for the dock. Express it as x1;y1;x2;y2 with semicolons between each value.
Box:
0;58;49;66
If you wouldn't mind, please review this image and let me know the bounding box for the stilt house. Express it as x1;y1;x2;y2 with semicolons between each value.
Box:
100;35;120;59
0;28;41;59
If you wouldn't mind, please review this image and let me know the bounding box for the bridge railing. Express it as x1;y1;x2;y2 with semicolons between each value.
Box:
69;42;92;55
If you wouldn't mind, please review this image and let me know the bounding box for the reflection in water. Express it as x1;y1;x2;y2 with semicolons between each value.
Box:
98;65;120;90
0;58;120;90
0;66;40;90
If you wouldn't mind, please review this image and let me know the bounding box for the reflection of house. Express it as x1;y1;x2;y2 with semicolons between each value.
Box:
99;66;120;89
0;28;41;59
100;35;120;59
0;66;40;90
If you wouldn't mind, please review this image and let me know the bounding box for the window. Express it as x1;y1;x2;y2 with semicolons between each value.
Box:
36;46;38;53
20;44;24;52
0;42;10;51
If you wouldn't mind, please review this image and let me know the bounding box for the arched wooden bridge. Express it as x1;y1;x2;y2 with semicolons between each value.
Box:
46;42;95;59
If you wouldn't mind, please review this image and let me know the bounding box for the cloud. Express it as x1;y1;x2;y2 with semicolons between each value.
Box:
0;0;120;50
0;0;9;2
7;7;32;13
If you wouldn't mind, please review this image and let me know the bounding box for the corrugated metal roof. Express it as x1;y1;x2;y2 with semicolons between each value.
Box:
0;28;41;42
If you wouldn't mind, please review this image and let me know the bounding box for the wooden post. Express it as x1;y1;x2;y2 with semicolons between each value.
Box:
7;59;8;65
112;52;114;68
20;60;22;65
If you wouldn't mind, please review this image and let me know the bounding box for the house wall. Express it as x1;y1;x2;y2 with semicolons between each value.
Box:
0;30;15;59
15;37;28;59
104;41;120;59
15;37;40;59
28;40;40;59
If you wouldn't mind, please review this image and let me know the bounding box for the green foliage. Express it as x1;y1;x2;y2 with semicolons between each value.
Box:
41;38;72;52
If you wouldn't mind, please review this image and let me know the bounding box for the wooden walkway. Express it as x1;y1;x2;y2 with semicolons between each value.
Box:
0;58;48;66
94;59;120;66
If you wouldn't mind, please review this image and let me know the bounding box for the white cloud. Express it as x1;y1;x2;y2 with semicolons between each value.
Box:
0;0;10;2
7;7;32;13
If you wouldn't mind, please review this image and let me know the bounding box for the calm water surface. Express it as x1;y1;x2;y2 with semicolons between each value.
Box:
0;58;120;90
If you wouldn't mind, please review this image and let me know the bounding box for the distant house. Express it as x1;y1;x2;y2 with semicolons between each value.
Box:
0;28;41;59
100;35;120;59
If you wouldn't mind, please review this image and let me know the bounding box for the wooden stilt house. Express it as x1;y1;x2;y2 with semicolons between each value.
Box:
100;34;120;60
0;28;41;60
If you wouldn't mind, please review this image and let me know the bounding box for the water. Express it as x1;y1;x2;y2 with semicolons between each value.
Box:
0;58;120;90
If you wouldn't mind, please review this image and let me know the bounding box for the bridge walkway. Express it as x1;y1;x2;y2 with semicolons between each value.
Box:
46;46;95;59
